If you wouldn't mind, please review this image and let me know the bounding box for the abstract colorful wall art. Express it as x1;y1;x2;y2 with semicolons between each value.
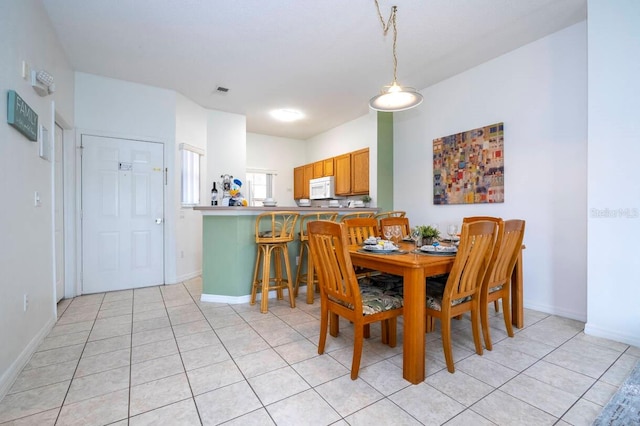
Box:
433;122;504;204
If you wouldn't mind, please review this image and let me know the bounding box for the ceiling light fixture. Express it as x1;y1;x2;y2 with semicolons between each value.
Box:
369;1;423;112
270;109;304;122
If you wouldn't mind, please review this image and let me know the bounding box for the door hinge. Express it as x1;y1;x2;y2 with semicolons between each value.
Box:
165;168;168;185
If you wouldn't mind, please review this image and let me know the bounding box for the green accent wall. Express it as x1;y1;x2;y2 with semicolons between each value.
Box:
376;111;394;211
202;214;300;298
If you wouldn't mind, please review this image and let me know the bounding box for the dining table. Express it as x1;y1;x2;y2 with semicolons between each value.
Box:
348;241;524;384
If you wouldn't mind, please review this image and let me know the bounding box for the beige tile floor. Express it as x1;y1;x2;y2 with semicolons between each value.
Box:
1;277;638;426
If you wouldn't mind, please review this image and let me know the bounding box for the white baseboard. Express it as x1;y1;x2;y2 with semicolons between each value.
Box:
585;323;640;348
523;301;587;323
200;290;282;305
0;316;56;400
175;270;202;284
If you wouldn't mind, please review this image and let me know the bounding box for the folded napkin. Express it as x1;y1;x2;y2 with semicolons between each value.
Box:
364;241;398;251
363;236;381;245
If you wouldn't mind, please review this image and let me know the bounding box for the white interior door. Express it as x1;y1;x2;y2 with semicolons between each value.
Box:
54;124;64;302
82;135;164;293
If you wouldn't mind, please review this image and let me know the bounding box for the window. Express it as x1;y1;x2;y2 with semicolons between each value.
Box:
180;143;204;206
246;171;275;206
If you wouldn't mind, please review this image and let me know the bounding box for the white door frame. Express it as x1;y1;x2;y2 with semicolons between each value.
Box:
67;129;171;297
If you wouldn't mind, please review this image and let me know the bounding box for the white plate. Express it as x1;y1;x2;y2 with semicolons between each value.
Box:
363;245;399;253
420;245;457;253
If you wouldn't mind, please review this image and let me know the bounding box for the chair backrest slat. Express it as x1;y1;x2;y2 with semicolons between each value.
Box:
308;221;362;312
483;219;526;290
379;217;411;239
342;217;379;245
444;221;497;303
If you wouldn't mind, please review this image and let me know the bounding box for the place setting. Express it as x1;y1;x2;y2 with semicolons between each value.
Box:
359;236;407;255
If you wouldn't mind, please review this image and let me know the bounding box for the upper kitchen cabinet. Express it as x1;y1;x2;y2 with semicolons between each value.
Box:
351;148;369;195
313;160;324;179
323;157;334;176
293;166;305;199
294;164;314;199
294;149;368;199
334;153;352;195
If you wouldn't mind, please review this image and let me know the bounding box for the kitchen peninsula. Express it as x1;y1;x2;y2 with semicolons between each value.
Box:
194;205;378;304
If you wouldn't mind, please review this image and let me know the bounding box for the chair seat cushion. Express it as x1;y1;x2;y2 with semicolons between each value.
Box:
328;284;403;316
359;274;403;292
488;284;503;293
425;279;470;311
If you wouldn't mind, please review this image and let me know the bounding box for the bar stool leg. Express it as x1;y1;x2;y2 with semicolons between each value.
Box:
306;249;315;304
282;244;296;309
260;245;273;313
274;247;284;300
294;241;307;297
250;244;264;306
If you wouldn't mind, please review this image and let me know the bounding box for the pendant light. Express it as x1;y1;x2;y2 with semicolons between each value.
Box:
369;1;423;112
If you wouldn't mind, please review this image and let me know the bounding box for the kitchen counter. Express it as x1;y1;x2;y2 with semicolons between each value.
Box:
194;206;378;215
194;206;378;304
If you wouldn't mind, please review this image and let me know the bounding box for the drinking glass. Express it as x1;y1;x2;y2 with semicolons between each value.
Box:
383;226;392;242
447;224;459;242
392;226;402;243
410;227;421;251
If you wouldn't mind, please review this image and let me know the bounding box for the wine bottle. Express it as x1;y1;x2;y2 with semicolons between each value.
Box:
211;182;218;206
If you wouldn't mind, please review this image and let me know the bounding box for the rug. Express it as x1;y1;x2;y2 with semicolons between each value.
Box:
593;360;640;425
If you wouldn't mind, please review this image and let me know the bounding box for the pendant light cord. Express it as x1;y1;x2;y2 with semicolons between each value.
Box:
374;1;398;83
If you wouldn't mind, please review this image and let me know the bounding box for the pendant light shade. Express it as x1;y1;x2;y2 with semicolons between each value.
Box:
369;2;422;112
369;82;423;112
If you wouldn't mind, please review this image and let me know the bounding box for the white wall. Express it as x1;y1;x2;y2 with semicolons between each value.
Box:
0;0;75;397
394;22;588;321
206;110;247;195
246;133;306;206
175;94;208;281
585;0;640;347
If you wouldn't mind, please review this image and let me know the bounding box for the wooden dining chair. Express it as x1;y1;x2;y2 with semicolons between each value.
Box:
463;216;503;312
379;217;411;240
307;220;403;379
342;217;379;245
373;210;406;220
480;219;525;350
425;220;498;373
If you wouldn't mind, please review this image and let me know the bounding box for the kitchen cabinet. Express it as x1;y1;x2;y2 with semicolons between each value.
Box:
334;153;351;195
303;164;313;198
323;158;334;176
293;149;368;199
293;166;305;199
294;164;314;199
313;161;324;179
351;148;369;195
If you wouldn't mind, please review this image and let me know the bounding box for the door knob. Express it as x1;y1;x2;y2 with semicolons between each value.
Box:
155;218;163;224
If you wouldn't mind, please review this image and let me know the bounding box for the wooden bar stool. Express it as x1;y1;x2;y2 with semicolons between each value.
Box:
251;211;299;313
294;213;338;304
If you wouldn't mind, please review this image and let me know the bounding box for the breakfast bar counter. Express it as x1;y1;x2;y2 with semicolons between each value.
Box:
194;206;378;303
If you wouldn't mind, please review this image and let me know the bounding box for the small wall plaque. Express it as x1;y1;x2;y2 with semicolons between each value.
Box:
7;90;38;141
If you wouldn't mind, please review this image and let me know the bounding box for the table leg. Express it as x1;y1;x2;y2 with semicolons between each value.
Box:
511;249;524;329
403;268;426;384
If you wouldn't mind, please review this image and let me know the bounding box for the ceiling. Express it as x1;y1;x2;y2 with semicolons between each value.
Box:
40;0;586;140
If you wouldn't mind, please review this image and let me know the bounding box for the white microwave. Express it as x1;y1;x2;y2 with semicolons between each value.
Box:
309;176;341;200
